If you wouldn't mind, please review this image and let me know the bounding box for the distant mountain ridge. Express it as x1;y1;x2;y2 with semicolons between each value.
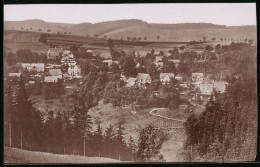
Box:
4;19;257;42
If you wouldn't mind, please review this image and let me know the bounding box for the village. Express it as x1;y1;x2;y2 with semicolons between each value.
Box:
7;42;229;115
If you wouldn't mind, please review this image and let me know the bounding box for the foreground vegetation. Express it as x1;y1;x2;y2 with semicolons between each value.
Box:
180;44;257;161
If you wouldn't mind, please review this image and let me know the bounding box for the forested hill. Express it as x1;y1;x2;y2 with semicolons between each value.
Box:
180;44;257;162
4;19;256;42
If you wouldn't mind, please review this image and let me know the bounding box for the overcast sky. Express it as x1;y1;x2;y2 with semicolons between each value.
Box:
4;3;256;26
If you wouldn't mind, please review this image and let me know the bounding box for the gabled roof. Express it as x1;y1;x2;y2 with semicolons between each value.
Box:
100;52;112;59
9;73;21;77
127;77;137;83
31;63;44;69
21;63;31;68
48;48;63;55
169;59;180;63
160;73;175;79
155;56;163;63
49;69;62;76
136;73;150;81
63;50;71;55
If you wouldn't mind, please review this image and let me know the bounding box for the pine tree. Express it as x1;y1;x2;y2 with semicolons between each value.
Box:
93;124;103;157
16;76;34;150
103;124;115;157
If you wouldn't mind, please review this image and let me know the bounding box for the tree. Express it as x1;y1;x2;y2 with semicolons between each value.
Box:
16;76;35;150
122;56;137;77
111;63;120;73
157;35;160;41
144;37;147;40
211;37;216;41
93;124;103;157
47;29;51;32
205;45;213;51
215;44;221;50
180;46;185;51
136;125;165;162
103;124;116;157
146;63;158;78
203;37;207;42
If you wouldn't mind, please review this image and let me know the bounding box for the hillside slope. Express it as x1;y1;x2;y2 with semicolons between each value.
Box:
4;19;257;42
4;147;121;164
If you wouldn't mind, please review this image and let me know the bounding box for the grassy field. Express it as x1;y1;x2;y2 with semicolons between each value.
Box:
4;147;121;164
89;101;157;142
4;42;49;53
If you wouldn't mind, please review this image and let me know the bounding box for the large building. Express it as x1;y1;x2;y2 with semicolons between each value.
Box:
47;48;63;60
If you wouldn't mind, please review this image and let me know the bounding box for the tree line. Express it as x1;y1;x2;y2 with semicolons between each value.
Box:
4;75;169;162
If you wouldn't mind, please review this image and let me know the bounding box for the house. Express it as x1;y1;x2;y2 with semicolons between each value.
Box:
213;81;228;93
68;65;81;78
21;63;31;71
47;48;63;59
136;62;141;68
103;60;113;66
160;73;175;84
155;56;163;63
169;59;180;68
100;52;112;59
154;60;164;69
8;73;21;77
29;81;35;84
31;63;45;72
21;63;45;72
120;74;127;82
126;77;137;87
136;73;152;88
49;69;63;79
62;50;73;57
200;78;213;95
166;52;171;57
192;73;204;83
44;76;59;83
175;74;183;81
61;51;76;66
179;82;189;88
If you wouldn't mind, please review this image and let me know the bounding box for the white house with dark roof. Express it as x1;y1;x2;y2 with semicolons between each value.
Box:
126;77;137;87
160;73;175;84
175;74;183;81
192;73;204;83
47;48;63;59
136;73;152;88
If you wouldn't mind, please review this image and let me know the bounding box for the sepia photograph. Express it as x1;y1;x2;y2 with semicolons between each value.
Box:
3;3;257;163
